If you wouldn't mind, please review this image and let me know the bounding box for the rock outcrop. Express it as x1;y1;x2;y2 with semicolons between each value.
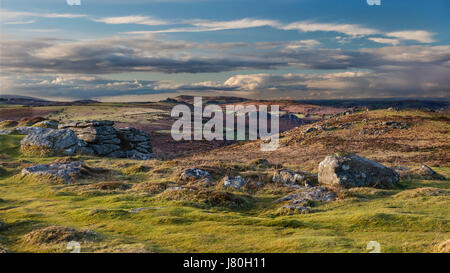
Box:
59;121;154;159
19;120;154;159
318;153;399;188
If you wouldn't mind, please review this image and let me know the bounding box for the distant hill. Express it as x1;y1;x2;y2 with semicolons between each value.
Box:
0;95;100;106
299;98;450;110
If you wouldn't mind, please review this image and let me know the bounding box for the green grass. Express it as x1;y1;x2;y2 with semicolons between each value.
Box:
0;143;448;252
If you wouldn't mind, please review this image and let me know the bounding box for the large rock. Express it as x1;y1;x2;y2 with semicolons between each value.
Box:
318;153;399;188
20;128;89;156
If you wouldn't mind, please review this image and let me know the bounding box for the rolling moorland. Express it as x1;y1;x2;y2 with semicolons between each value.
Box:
0;96;449;253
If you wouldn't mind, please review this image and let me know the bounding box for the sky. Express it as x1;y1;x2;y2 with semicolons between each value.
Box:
0;0;449;101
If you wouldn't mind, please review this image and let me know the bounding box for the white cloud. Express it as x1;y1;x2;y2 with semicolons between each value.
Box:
187;18;281;30
0;8;87;24
386;30;435;43
284;40;321;50
94;15;167;26
282;21;378;37
369;37;400;46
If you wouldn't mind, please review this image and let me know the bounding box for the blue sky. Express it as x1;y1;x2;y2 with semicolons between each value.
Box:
1;0;449;101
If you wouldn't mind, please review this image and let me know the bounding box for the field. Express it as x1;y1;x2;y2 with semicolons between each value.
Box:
0;99;449;253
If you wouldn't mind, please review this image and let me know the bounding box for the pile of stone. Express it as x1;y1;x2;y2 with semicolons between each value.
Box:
20;120;154;160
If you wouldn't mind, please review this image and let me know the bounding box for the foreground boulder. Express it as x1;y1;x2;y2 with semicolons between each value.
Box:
318;153;399;188
21;161;98;183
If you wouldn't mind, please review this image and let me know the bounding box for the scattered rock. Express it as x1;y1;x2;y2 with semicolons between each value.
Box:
318;153;399;188
417;165;446;180
24;225;98;245
21;161;96;183
223;176;248;189
396;165;446;180
272;169;318;187
275;186;336;203
275;186;336;214
180;168;211;181
380;121;408;129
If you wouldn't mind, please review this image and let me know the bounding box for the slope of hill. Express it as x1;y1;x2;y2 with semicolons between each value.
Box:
179;108;450;171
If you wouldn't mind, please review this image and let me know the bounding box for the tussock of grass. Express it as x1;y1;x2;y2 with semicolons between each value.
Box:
123;165;151;175
23;225;99;246
394;187;449;199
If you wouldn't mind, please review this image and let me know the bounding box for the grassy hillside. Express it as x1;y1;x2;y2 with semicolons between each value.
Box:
0;108;449;253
